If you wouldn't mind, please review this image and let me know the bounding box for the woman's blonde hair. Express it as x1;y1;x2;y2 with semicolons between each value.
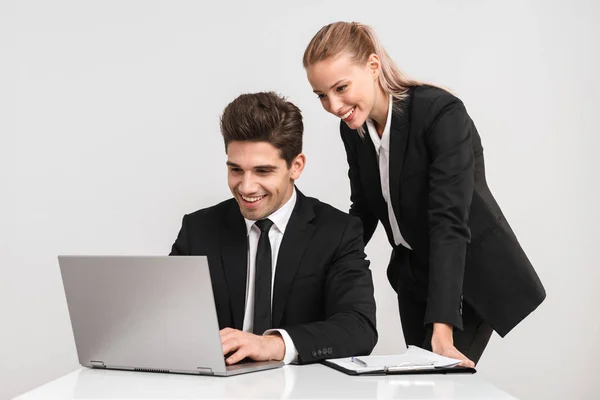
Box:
302;22;423;100
303;21;425;134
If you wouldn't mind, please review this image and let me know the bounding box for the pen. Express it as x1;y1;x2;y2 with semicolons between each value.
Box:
351;357;368;368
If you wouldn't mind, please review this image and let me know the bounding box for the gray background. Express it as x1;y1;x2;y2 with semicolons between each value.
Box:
1;0;598;399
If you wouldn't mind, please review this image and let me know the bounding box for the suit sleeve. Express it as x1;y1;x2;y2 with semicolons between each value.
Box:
284;217;378;363
170;214;190;255
340;123;379;245
424;98;474;330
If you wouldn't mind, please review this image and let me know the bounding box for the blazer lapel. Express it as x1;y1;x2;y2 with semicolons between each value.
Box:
358;127;387;214
220;202;248;330
272;189;315;328
389;95;413;220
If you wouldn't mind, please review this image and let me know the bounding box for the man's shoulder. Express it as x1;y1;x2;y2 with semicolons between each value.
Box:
298;193;365;253
302;194;357;228
184;198;238;225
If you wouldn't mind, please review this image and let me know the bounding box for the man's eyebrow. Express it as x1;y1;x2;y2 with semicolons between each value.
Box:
313;79;346;93
225;162;277;170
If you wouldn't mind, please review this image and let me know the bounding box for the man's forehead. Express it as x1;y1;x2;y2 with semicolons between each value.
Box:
227;141;285;162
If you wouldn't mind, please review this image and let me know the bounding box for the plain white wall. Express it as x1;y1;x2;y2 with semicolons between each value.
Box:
1;0;599;398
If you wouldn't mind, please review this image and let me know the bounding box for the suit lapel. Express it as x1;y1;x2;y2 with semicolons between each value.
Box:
389;95;413;220
358;127;387;214
272;189;315;328
219;202;248;330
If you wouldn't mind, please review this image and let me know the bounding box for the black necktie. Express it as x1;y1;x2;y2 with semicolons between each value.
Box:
253;218;274;334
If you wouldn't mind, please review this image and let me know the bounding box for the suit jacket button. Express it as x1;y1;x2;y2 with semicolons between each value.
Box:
327;347;333;355
317;349;322;356
312;350;317;357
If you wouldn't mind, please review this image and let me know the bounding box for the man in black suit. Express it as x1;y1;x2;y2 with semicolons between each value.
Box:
170;92;377;365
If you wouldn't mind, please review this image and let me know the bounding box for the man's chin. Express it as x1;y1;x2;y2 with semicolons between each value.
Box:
238;206;269;221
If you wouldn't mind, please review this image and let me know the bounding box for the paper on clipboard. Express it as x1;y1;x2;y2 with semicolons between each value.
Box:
325;346;462;373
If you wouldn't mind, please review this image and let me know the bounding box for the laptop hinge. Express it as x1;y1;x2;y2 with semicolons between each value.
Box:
90;360;106;368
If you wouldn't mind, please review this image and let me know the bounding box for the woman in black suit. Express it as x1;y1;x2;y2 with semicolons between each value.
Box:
303;21;546;366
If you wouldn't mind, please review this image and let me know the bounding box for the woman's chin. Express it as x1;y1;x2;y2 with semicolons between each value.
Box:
344;117;365;130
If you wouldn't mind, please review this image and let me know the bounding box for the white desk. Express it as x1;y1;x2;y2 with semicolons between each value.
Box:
16;364;516;399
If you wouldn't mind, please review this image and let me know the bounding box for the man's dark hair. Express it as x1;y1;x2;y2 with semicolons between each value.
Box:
220;92;303;167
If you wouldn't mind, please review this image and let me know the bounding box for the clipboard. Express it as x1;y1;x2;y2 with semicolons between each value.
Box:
322;359;476;375
321;346;476;376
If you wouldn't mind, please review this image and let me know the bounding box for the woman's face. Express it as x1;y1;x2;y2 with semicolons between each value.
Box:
306;52;381;130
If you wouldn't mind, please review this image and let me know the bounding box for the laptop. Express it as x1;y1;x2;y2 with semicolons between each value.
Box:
58;255;284;376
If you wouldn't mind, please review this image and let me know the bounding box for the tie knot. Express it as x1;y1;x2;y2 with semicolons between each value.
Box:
255;218;274;233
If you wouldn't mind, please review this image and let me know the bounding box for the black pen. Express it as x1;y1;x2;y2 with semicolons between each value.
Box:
351;357;368;367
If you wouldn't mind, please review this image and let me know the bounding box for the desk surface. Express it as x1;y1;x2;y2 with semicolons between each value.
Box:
16;364;516;399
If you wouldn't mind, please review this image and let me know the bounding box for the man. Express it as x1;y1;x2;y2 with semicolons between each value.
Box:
170;92;377;365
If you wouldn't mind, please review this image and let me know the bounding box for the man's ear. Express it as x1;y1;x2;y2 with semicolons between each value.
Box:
367;53;381;79
290;153;306;180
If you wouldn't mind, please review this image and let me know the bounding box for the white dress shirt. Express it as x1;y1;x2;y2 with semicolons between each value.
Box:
242;188;299;364
366;96;412;250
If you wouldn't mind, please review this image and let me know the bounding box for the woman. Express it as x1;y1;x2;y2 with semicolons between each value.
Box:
303;21;545;367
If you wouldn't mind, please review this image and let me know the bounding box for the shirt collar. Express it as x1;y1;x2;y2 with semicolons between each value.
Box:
243;187;297;236
366;94;393;152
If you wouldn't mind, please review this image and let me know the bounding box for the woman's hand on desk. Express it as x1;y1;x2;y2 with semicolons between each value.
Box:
220;327;285;365
431;322;476;368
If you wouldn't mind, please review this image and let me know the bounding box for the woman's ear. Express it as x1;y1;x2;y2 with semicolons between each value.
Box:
368;53;382;79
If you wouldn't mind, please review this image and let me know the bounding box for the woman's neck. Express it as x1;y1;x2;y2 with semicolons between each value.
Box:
370;88;389;137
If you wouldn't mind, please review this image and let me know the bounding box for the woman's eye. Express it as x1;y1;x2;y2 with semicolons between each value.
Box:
336;85;348;93
317;93;326;99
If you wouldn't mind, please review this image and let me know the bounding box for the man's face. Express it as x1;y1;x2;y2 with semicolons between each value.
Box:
226;141;305;221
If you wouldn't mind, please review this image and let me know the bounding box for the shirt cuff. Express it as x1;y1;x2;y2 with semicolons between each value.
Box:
264;329;299;364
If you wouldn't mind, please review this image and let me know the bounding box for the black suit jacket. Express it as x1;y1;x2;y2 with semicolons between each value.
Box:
170;189;377;363
340;85;546;337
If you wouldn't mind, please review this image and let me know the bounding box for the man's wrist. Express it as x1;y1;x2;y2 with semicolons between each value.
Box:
264;329;298;364
265;332;286;361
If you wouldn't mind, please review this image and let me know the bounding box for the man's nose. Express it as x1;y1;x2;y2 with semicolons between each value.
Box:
238;173;258;194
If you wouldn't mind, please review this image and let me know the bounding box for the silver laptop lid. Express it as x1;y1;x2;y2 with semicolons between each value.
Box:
58;256;227;375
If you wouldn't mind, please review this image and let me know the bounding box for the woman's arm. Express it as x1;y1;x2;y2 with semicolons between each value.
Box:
423;95;475;366
340;123;379;245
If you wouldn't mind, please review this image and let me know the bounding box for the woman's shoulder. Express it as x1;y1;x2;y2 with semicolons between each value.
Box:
404;84;466;125
411;84;463;109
